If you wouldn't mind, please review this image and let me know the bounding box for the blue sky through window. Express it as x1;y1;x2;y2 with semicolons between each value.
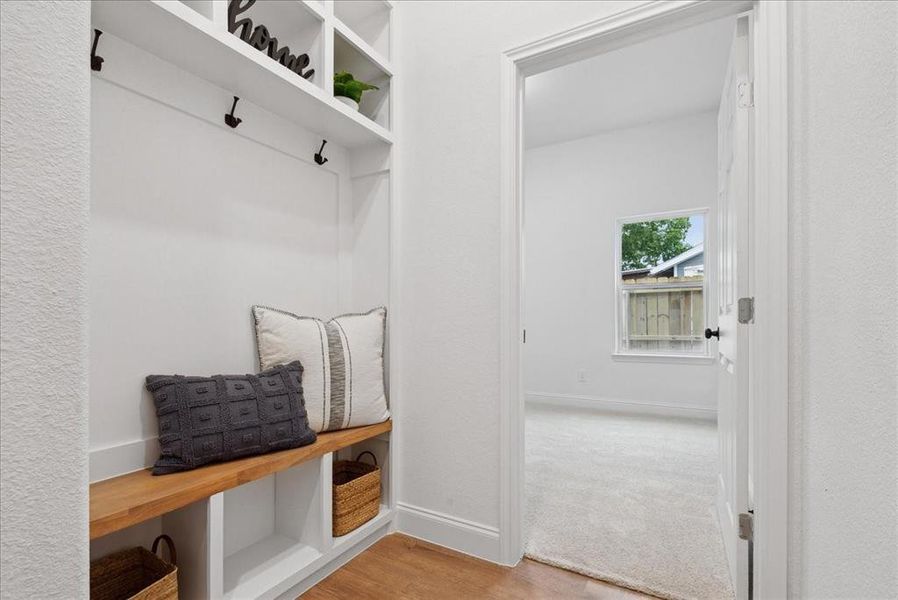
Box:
686;214;704;248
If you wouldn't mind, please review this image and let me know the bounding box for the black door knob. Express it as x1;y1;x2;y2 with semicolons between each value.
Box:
704;327;720;339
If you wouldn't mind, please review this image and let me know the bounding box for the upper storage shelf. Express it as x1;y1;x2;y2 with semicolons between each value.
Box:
334;25;391;130
92;0;393;148
334;0;392;59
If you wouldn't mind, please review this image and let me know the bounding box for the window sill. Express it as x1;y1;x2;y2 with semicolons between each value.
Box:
611;352;715;365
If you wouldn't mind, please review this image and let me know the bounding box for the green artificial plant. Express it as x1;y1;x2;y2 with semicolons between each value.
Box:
333;71;379;104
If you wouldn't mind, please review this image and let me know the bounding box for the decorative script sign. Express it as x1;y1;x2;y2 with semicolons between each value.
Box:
228;0;315;80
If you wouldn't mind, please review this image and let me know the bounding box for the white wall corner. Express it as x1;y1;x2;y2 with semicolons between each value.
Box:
395;503;502;564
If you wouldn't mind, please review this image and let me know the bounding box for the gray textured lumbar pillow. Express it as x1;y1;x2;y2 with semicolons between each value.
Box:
146;361;316;475
252;306;390;433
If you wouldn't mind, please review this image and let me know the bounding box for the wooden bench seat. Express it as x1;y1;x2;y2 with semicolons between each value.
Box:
90;420;392;539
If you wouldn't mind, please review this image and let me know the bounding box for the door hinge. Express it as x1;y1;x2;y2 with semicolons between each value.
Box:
738;297;755;324
738;512;754;541
738;81;754;108
523;329;526;344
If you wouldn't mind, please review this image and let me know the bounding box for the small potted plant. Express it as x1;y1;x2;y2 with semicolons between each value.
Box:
334;71;379;111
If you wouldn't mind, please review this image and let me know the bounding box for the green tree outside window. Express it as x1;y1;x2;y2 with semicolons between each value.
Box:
621;218;692;271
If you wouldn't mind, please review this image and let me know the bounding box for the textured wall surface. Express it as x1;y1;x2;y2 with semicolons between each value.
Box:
399;0;898;593
788;1;898;597
524;112;718;412
0;1;91;598
396;0;643;528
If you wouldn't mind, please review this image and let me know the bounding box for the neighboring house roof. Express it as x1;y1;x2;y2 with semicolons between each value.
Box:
648;242;704;276
621;267;651;280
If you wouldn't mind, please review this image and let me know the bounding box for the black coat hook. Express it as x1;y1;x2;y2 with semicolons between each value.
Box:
314;140;328;165
224;96;242;128
91;29;104;72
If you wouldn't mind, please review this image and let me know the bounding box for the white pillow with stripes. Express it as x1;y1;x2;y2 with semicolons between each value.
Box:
251;306;389;433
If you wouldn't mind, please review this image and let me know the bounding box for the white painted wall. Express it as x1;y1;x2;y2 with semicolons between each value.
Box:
395;0;648;552
788;1;898;597
351;172;391;311
523;112;718;416
87;32;358;481
398;0;898;591
0;1;91;597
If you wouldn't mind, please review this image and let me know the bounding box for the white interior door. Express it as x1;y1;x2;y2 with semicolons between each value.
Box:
715;15;752;600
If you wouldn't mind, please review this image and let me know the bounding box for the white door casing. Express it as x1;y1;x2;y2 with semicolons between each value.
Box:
716;15;752;599
501;3;788;597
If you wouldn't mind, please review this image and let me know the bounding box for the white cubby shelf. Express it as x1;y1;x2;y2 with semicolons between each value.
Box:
91;422;393;599
222;459;324;599
334;22;392;130
92;0;393;148
334;0;392;59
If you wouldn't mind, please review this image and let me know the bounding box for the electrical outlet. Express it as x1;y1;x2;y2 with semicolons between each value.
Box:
578;369;587;383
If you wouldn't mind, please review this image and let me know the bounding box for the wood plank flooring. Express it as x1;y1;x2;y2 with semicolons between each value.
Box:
302;533;658;599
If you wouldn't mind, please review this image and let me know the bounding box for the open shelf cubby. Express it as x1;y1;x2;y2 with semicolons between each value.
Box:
332;431;392;548
222;460;326;599
334;0;392;59
177;0;215;20
334;28;391;130
230;0;326;91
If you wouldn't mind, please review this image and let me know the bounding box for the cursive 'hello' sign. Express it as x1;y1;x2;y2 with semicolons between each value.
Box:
228;0;315;80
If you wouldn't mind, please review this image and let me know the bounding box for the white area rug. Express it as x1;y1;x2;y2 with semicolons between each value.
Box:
525;404;734;600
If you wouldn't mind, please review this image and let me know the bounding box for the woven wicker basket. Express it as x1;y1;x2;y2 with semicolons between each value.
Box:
333;451;381;537
90;535;178;600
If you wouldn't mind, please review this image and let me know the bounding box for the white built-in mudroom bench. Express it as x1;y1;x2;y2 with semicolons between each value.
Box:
91;421;393;599
87;1;397;598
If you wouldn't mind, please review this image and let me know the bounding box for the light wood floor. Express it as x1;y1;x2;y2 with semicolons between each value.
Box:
303;533;659;599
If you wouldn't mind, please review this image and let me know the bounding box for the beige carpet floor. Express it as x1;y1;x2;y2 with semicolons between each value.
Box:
524;403;734;600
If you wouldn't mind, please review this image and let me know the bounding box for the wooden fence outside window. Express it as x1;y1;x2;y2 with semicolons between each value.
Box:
620;275;706;354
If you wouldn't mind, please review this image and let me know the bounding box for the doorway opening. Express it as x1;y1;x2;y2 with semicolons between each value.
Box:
500;4;790;600
522;14;736;599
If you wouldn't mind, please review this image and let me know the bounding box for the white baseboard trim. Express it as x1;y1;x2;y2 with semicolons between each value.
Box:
396;502;502;563
90;437;159;482
525;391;716;421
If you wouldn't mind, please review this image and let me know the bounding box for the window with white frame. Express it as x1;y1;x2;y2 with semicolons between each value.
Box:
615;210;709;357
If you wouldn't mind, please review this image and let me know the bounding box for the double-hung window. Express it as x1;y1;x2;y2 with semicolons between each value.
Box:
614;209;710;359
